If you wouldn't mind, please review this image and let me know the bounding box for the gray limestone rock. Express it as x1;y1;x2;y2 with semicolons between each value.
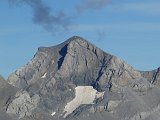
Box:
0;36;159;120
6;91;40;119
141;67;160;87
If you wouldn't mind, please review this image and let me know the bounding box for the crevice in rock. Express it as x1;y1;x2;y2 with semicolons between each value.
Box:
91;56;113;91
85;58;88;69
92;57;108;91
57;44;68;69
151;68;160;84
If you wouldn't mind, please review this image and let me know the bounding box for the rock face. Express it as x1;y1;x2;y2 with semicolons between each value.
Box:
107;100;121;112
141;67;160;87
8;36;142;90
0;75;18;120
0;36;160;120
6;91;40;119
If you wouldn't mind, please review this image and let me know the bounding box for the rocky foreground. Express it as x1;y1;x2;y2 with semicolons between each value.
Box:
0;36;160;120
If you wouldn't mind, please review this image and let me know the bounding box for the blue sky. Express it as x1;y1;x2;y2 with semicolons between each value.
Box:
0;0;160;79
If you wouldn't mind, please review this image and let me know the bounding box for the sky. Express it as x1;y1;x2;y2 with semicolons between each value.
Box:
0;0;160;79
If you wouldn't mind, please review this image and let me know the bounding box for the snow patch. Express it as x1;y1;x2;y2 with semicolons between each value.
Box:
51;59;55;64
41;73;47;78
63;86;104;118
51;112;56;116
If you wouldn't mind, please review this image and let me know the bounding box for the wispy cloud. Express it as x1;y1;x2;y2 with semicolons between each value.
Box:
2;23;159;40
69;22;160;32
0;27;25;36
6;0;112;35
8;0;70;34
5;0;160;36
76;0;110;12
121;2;160;14
0;25;44;36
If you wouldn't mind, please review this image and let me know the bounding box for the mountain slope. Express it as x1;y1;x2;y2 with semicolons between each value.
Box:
8;36;142;90
141;67;160;87
3;36;160;120
0;75;18;120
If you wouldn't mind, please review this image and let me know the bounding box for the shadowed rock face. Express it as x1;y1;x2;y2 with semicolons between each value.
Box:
1;36;160;120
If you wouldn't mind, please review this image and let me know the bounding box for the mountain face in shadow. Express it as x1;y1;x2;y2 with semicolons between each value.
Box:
0;36;160;120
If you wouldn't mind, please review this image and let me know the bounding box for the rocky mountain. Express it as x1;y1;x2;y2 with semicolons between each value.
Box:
141;67;160;87
0;36;160;120
0;75;18;120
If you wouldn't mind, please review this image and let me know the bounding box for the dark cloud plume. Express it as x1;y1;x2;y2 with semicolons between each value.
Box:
77;0;110;12
8;0;70;34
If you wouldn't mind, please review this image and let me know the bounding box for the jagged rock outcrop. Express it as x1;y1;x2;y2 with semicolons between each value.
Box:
0;75;19;120
141;67;160;87
107;100;121;112
6;91;40;119
1;36;159;120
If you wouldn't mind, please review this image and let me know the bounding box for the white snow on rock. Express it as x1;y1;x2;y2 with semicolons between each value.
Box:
51;112;56;116
41;73;47;78
63;86;104;118
51;59;55;64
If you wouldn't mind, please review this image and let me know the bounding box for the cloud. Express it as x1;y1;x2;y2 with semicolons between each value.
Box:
0;24;45;37
8;0;70;34
6;0;111;35
77;0;110;12
121;2;160;14
69;23;160;32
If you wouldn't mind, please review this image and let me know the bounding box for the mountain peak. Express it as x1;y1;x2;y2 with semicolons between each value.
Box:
6;36;148;120
8;36;142;89
2;36;160;120
37;36;88;53
63;36;93;48
67;36;87;42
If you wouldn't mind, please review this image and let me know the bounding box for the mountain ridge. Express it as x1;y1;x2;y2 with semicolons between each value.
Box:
0;36;160;120
8;36;142;90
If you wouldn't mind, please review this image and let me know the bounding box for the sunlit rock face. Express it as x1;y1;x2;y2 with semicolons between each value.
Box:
6;91;40;119
141;67;160;87
0;75;19;120
3;36;160;120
